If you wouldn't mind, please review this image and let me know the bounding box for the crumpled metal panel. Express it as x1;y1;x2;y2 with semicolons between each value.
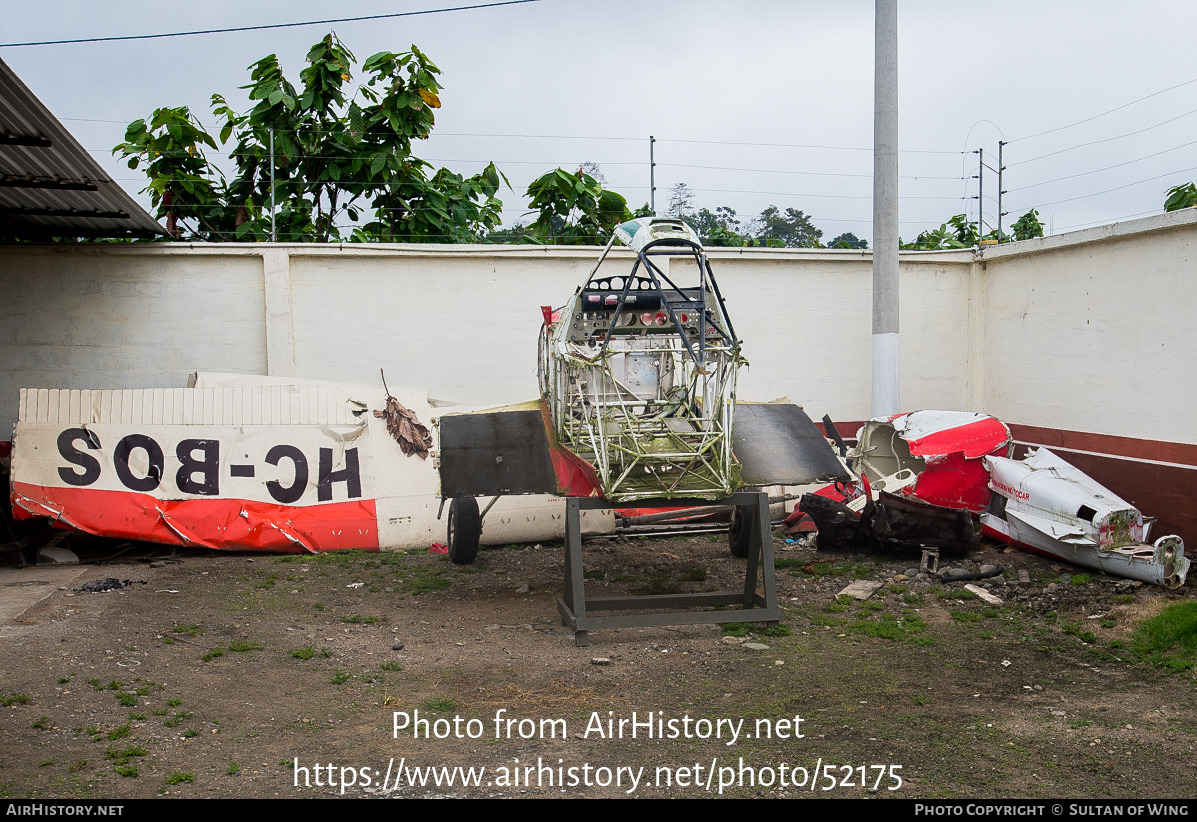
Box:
437;409;558;498
732;402;851;487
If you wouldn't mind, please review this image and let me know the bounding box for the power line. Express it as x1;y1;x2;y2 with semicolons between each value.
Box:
1011;138;1197;193
1008;75;1197;144
1011;165;1197;211
689;187;963;201
1008;108;1197;167
660;162;964;181
658;137;962;155
1052;209;1160;232
0;0;546;48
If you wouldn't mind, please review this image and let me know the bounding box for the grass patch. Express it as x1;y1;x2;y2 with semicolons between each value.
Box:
228;640;262;652
951;610;982;623
168;698;182;707
1063;623;1098;644
380;662;403;672
762;624;791;637
56;677;69;685
342;615;383;624
1115;594;1135;605
403;570;451;596
1070;574;1091;585
166;772;194;786
1131;602;1197;673
634;574;682;596
809;613;843;627
773;557;807;569
172;625;203;637
291;647;315;660
32;716;49;730
0;694;28;706
329;671;350;685
106;724;131;741
720;623;752;637
903;593;925;606
421;697;458;712
851;614;927;642
681;566;708;582
107;680;123;690
38;760;54;768
115;764;138;777
583;570;605;580
117;692;138;707
227;762;240;776
129;714;147;721
69;760;88;773
105;745;147;765
202;648;225;662
182;729;199;738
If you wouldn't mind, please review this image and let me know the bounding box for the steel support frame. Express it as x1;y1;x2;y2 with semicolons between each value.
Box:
557;491;780;646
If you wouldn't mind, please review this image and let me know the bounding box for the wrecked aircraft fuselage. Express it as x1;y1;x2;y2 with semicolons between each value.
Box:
538;217;742;504
981;448;1189;588
801;412;1188;588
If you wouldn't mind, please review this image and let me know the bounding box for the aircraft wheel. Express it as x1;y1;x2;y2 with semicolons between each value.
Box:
447;498;481;565
728;505;753;558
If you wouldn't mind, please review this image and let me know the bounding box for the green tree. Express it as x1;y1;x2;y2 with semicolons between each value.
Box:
684;206;748;246
115;34;506;243
666;183;695;220
749;205;823;248
901;223;967;250
1010;209;1044;241
1164;183;1197;212
828;232;867;249
523;168;632;244
114;107;224;238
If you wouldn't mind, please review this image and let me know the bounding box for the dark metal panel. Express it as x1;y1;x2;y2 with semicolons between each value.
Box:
732;402;852;486
437;410;558;498
0;57;163;238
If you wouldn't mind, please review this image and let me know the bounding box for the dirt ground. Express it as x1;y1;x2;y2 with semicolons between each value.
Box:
0;528;1194;800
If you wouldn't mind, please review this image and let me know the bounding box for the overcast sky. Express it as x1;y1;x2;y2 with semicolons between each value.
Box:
5;0;1197;242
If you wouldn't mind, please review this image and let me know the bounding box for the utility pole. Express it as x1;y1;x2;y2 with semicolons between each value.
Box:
649;136;656;216
977;147;983;241
871;0;900;418
269;128;277;243
997;140;1007;242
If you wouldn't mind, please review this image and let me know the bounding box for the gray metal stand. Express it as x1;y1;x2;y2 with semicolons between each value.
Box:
557;491;781;647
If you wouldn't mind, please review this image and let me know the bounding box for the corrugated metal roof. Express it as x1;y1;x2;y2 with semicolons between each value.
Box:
0;56;164;239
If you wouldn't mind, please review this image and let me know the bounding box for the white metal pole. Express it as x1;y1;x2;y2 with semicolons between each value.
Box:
871;0;900;418
270;128;276;243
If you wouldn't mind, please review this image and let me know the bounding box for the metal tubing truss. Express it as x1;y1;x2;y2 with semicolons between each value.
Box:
541;236;743;503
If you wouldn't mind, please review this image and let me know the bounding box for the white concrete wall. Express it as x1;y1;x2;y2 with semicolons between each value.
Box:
0;247;268;438
979;208;1197;444
1;206;1194;444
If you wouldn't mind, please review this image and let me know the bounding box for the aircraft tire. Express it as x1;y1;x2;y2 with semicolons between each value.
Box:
447;498;481;565
728;505;753;558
